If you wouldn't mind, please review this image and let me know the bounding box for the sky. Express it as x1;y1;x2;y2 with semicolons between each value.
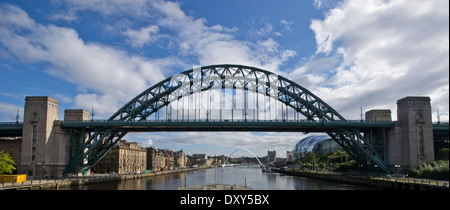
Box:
0;0;448;158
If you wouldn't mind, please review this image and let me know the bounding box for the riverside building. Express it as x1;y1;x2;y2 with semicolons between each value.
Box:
92;140;147;174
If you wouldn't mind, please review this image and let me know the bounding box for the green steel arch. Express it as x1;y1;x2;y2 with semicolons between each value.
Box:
109;64;345;122
64;64;390;175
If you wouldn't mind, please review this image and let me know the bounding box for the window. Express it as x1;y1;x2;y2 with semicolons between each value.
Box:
32;125;37;139
418;126;424;156
31;124;37;162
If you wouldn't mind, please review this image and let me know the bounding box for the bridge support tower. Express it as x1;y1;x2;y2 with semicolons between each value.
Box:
366;97;435;174
17;96;89;178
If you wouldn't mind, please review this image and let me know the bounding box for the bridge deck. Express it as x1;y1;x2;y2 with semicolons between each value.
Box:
59;120;394;132
1;121;447;135
432;123;450;138
0;122;23;137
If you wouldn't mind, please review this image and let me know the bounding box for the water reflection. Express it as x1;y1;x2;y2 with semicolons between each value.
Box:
64;166;376;190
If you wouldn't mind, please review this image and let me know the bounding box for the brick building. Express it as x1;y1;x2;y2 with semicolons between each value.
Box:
174;150;187;168
147;147;187;171
0;137;22;172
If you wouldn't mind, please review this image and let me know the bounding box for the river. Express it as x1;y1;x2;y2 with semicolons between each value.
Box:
62;166;377;190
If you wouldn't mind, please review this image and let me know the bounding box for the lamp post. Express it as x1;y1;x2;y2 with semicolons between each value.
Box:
359;107;364;122
16;109;20;124
91;107;95;121
394;164;401;175
42;161;45;179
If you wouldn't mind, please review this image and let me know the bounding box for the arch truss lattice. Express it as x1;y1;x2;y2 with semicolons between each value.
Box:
64;64;390;175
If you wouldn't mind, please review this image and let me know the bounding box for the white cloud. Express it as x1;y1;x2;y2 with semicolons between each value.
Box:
140;139;154;148
1;1;298;122
0;102;23;122
256;23;274;36
53;94;73;104
0;4;176;118
122;25;160;48
58;0;155;17
74;93;121;117
280;19;293;31
300;0;449;121
313;0;341;10
0;4;35;29
55;0;298;74
313;0;324;9
49;0;449;121
149;0;297;72
45;1;296;83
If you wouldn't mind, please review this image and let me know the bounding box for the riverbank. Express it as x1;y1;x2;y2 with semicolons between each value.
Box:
273;168;449;190
0;166;212;190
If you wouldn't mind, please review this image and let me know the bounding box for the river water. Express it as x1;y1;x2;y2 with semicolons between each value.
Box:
63;166;377;190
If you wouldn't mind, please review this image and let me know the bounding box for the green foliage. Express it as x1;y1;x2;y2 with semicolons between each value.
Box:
304;152;316;164
335;160;357;171
295;150;355;171
0;151;16;175
409;160;449;181
318;149;350;164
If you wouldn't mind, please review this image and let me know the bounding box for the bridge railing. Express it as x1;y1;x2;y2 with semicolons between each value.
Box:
62;119;393;123
432;122;449;125
0;122;23;125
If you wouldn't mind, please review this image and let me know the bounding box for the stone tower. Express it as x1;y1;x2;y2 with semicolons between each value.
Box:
396;97;434;171
18;96;59;179
365;97;435;174
365;109;392;163
18;97;91;178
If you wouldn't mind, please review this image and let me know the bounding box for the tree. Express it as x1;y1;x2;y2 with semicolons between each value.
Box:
0;151;16;175
409;160;449;181
304;152;316;164
335;160;357;171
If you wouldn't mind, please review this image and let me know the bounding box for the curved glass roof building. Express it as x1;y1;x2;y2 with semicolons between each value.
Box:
293;135;341;160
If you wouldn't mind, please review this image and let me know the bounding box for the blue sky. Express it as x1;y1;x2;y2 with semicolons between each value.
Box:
1;0;448;157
